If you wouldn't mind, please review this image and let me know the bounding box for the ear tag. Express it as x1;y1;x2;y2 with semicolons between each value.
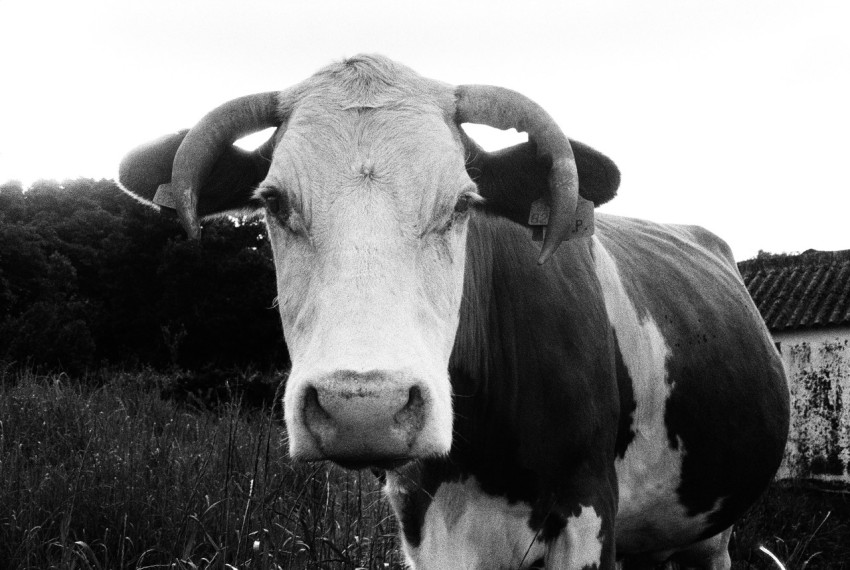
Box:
529;197;595;242
153;182;178;210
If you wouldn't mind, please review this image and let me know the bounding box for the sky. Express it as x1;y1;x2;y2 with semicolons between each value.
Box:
1;0;848;260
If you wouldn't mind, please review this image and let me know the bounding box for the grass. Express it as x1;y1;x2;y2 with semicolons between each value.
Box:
0;368;402;569
1;367;848;569
730;477;849;569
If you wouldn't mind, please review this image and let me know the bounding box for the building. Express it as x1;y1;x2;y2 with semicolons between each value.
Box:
739;250;850;482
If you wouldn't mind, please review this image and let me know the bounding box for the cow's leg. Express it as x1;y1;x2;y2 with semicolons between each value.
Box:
387;464;619;570
543;505;607;569
386;469;547;569
541;485;618;570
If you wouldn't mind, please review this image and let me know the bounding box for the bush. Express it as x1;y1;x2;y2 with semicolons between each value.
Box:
0;178;289;373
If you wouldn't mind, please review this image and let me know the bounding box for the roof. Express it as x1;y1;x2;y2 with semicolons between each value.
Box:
738;249;850;331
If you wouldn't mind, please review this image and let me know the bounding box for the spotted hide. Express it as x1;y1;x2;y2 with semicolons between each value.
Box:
118;54;790;569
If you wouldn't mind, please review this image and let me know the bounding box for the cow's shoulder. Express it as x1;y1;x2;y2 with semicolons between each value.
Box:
594;214;741;292
673;223;736;269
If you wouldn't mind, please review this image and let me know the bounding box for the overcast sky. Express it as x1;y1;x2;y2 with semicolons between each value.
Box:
1;0;847;260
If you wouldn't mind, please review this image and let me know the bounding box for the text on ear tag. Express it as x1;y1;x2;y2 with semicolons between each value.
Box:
528;197;595;242
528;199;550;227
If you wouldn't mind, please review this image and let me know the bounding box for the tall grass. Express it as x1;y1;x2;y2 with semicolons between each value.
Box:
3;368;848;569
0;369;402;569
730;479;849;569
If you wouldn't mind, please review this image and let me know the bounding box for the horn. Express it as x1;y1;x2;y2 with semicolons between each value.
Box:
455;85;578;264
172;92;282;238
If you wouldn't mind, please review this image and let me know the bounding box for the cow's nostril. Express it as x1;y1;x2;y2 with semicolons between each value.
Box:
394;385;425;431
303;385;331;423
407;385;424;410
295;374;440;464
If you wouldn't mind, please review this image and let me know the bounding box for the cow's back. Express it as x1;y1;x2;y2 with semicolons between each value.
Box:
592;213;789;555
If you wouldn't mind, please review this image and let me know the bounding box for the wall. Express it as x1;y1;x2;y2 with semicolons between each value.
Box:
773;326;850;482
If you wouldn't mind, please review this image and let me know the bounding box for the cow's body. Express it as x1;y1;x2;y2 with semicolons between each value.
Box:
386;213;788;569
118;55;789;569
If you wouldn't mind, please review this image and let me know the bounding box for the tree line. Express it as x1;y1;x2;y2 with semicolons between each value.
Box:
0;178;289;375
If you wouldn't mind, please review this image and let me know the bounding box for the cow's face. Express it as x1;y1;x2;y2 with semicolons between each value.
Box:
264;100;476;466
117;55;602;468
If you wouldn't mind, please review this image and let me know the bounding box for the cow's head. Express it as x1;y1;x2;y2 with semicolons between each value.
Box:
118;55;619;468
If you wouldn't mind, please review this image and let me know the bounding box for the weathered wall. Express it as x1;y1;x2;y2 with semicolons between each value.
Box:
773;327;850;482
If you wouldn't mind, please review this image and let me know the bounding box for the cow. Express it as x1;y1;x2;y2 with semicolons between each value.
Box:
117;54;789;569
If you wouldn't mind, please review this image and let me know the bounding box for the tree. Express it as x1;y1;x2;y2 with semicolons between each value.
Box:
0;177;289;374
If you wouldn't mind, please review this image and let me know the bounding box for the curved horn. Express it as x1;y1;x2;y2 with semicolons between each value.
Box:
172;92;282;238
455;85;578;264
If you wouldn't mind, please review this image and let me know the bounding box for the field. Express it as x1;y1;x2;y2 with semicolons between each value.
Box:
1;369;847;569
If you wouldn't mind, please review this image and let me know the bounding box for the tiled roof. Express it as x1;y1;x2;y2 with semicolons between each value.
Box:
738;250;850;331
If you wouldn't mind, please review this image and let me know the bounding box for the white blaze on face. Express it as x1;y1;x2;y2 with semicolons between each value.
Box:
592;238;723;551
265;99;475;461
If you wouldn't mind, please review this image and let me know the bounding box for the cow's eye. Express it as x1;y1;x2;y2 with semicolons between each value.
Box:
259;187;288;218
432;191;485;236
258;187;309;237
266;195;281;215
454;191;485;215
454;195;471;215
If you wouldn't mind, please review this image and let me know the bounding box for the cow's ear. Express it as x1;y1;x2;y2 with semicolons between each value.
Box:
465;136;620;227
118;130;274;218
570;139;620;207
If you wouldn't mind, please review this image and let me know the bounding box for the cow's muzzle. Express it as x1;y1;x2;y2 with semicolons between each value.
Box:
288;369;444;468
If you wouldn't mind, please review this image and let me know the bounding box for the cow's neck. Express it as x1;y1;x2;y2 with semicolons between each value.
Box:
391;214;618;561
445;214;614;495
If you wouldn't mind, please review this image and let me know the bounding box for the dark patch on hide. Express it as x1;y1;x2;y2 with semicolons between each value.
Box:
664;355;789;532
613;331;637;459
394;219;619;566
393;461;455;548
529;502;567;542
593;216;789;540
